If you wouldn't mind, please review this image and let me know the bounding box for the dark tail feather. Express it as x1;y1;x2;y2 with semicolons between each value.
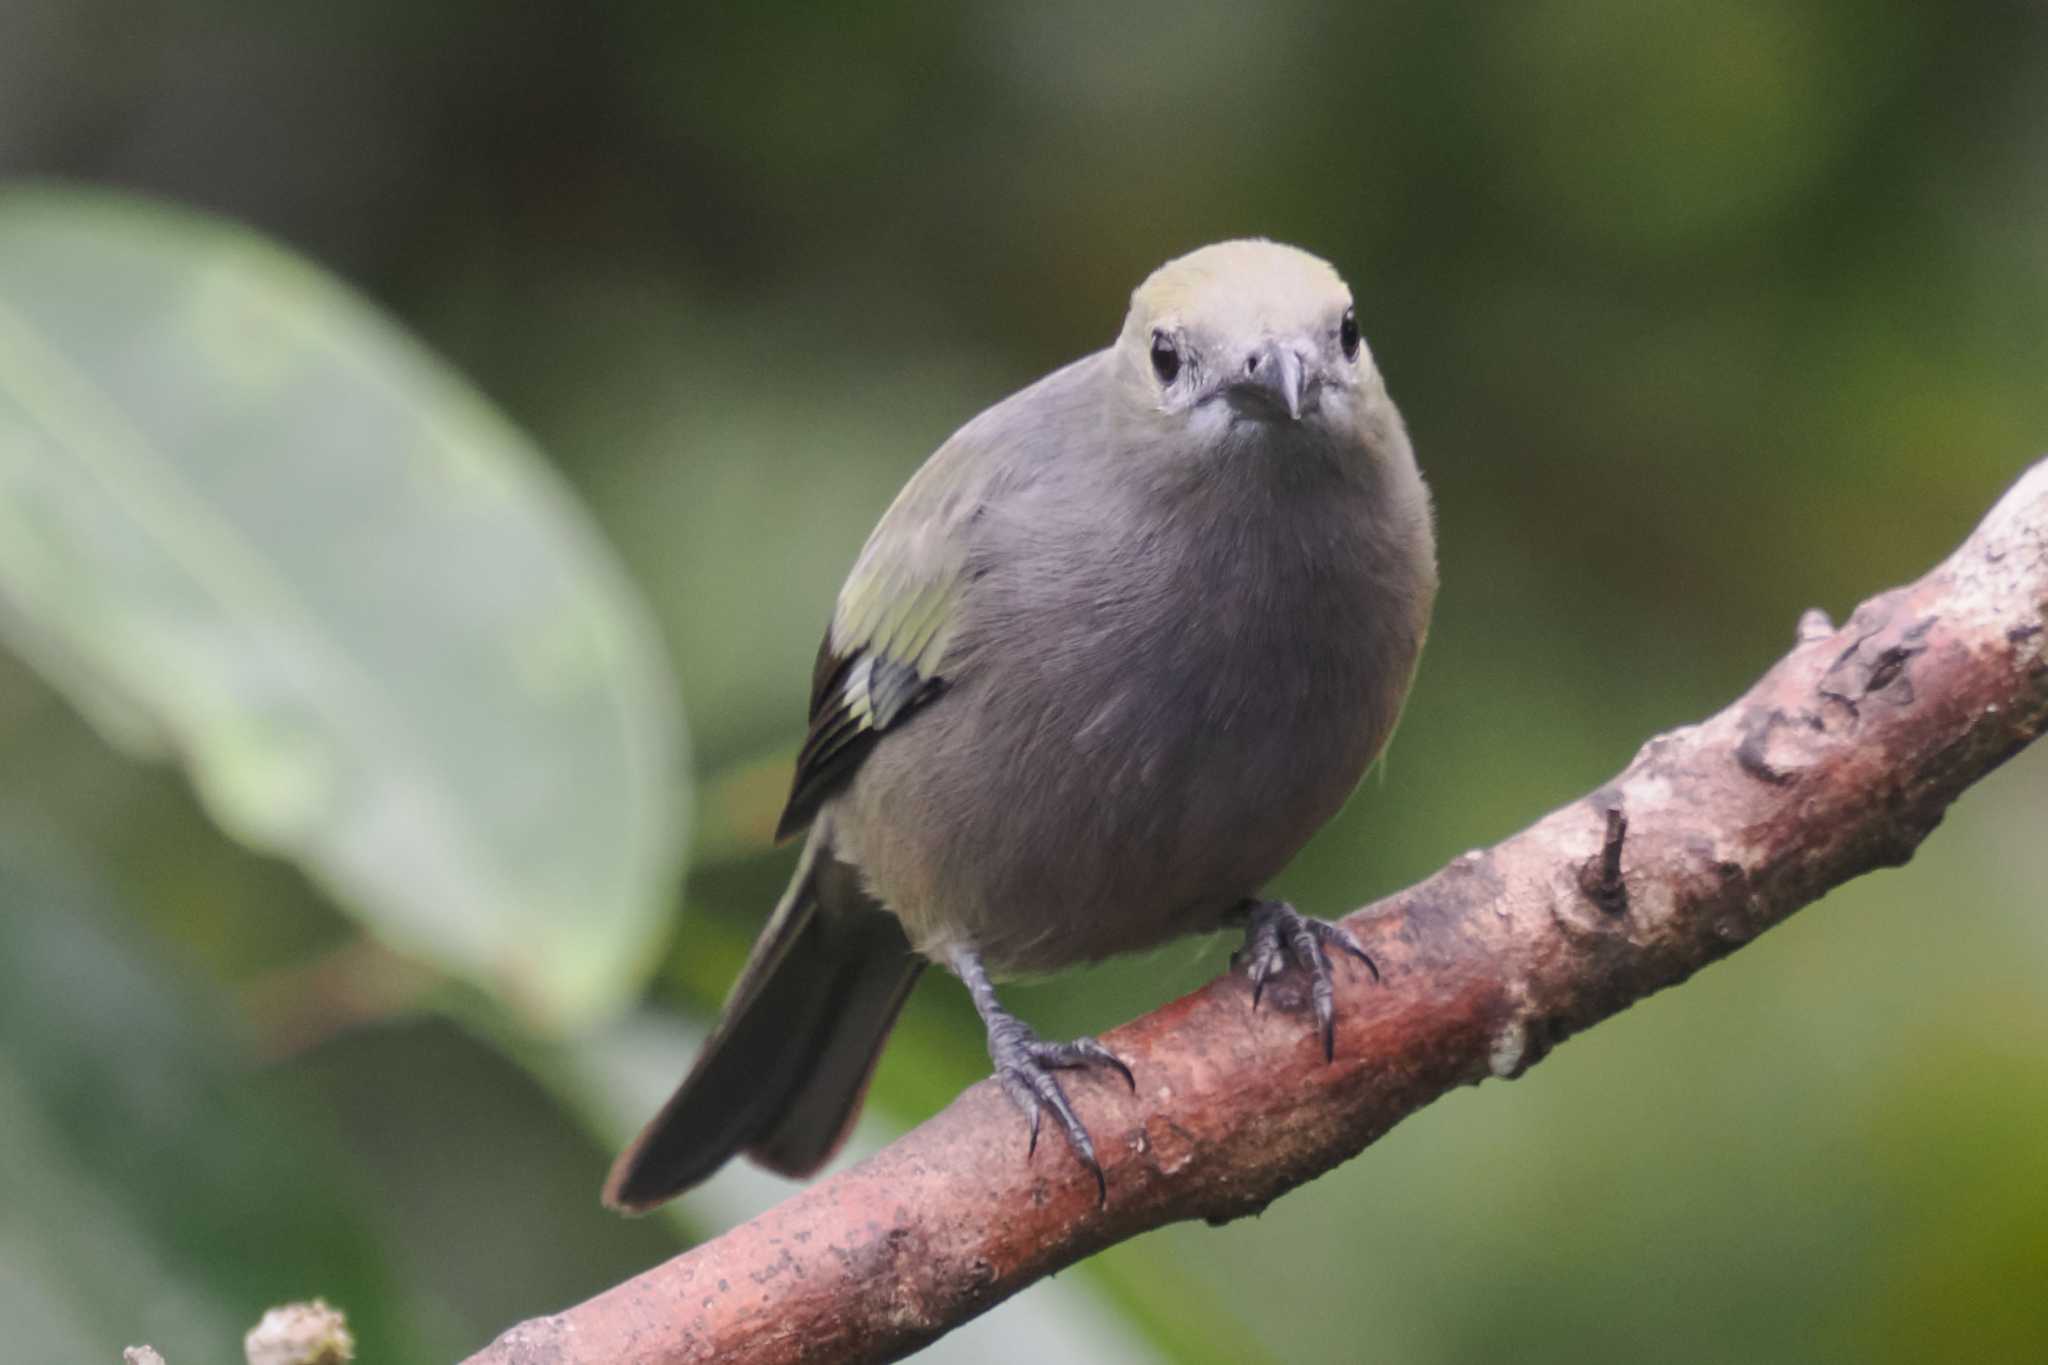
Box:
603;848;922;1213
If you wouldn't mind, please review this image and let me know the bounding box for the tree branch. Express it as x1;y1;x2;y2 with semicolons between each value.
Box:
469;458;2048;1365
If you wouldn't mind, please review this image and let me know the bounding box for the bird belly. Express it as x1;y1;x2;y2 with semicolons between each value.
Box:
831;602;1402;976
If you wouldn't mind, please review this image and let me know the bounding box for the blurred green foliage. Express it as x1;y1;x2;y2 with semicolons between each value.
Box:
0;189;683;1029
1;2;2045;1362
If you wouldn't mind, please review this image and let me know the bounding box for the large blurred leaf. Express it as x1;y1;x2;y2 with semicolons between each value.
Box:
0;186;684;1026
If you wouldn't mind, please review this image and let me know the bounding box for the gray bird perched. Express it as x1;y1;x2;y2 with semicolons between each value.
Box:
604;240;1437;1211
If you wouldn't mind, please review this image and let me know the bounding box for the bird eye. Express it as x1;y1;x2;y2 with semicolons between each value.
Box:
1339;307;1360;361
1149;330;1181;384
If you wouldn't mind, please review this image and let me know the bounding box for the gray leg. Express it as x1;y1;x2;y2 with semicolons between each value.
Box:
1232;898;1379;1062
950;945;1134;1205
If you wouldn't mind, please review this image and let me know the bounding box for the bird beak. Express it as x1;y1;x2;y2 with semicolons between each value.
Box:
1235;343;1304;421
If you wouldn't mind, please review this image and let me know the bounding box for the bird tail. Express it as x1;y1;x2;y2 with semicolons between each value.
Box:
602;836;923;1213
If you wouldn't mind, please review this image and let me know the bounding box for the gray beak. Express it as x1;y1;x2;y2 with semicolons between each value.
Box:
1238;343;1304;421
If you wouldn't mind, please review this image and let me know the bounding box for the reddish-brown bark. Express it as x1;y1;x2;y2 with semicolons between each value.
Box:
468;458;2048;1365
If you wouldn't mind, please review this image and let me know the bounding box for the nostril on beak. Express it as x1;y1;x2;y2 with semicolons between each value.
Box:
1244;354;1261;375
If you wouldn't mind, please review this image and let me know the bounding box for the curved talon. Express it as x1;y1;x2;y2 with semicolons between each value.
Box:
1233;899;1381;1061
1320;919;1380;981
1058;1037;1137;1092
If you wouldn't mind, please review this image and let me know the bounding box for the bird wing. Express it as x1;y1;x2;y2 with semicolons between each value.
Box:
770;352;1102;842
772;452;975;842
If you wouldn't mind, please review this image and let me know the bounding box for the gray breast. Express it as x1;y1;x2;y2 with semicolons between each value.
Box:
833;432;1431;975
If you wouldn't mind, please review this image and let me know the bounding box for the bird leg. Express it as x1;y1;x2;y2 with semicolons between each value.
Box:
949;946;1134;1205
1231;898;1379;1061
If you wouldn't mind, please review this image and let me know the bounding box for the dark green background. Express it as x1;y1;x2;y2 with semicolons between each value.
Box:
3;2;2045;1360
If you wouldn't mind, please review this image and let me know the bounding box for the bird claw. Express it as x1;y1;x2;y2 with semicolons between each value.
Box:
990;1020;1132;1207
1234;899;1379;1061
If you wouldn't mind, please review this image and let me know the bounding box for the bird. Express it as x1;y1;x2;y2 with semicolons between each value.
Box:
604;239;1437;1212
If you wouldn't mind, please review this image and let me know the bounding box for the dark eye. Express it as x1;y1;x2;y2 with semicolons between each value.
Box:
1339;307;1360;361
1150;330;1181;384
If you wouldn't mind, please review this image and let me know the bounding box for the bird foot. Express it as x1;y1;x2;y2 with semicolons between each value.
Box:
952;945;1134;1205
1232;898;1379;1061
988;1015;1134;1206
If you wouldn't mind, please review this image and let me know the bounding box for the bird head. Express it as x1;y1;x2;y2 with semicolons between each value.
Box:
1117;239;1380;443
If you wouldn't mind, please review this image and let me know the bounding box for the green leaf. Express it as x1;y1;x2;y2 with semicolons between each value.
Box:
0;186;684;1027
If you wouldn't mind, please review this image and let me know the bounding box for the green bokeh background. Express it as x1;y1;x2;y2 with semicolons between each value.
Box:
3;2;2046;1361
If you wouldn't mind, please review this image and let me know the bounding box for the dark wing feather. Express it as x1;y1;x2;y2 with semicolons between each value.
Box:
773;636;946;841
